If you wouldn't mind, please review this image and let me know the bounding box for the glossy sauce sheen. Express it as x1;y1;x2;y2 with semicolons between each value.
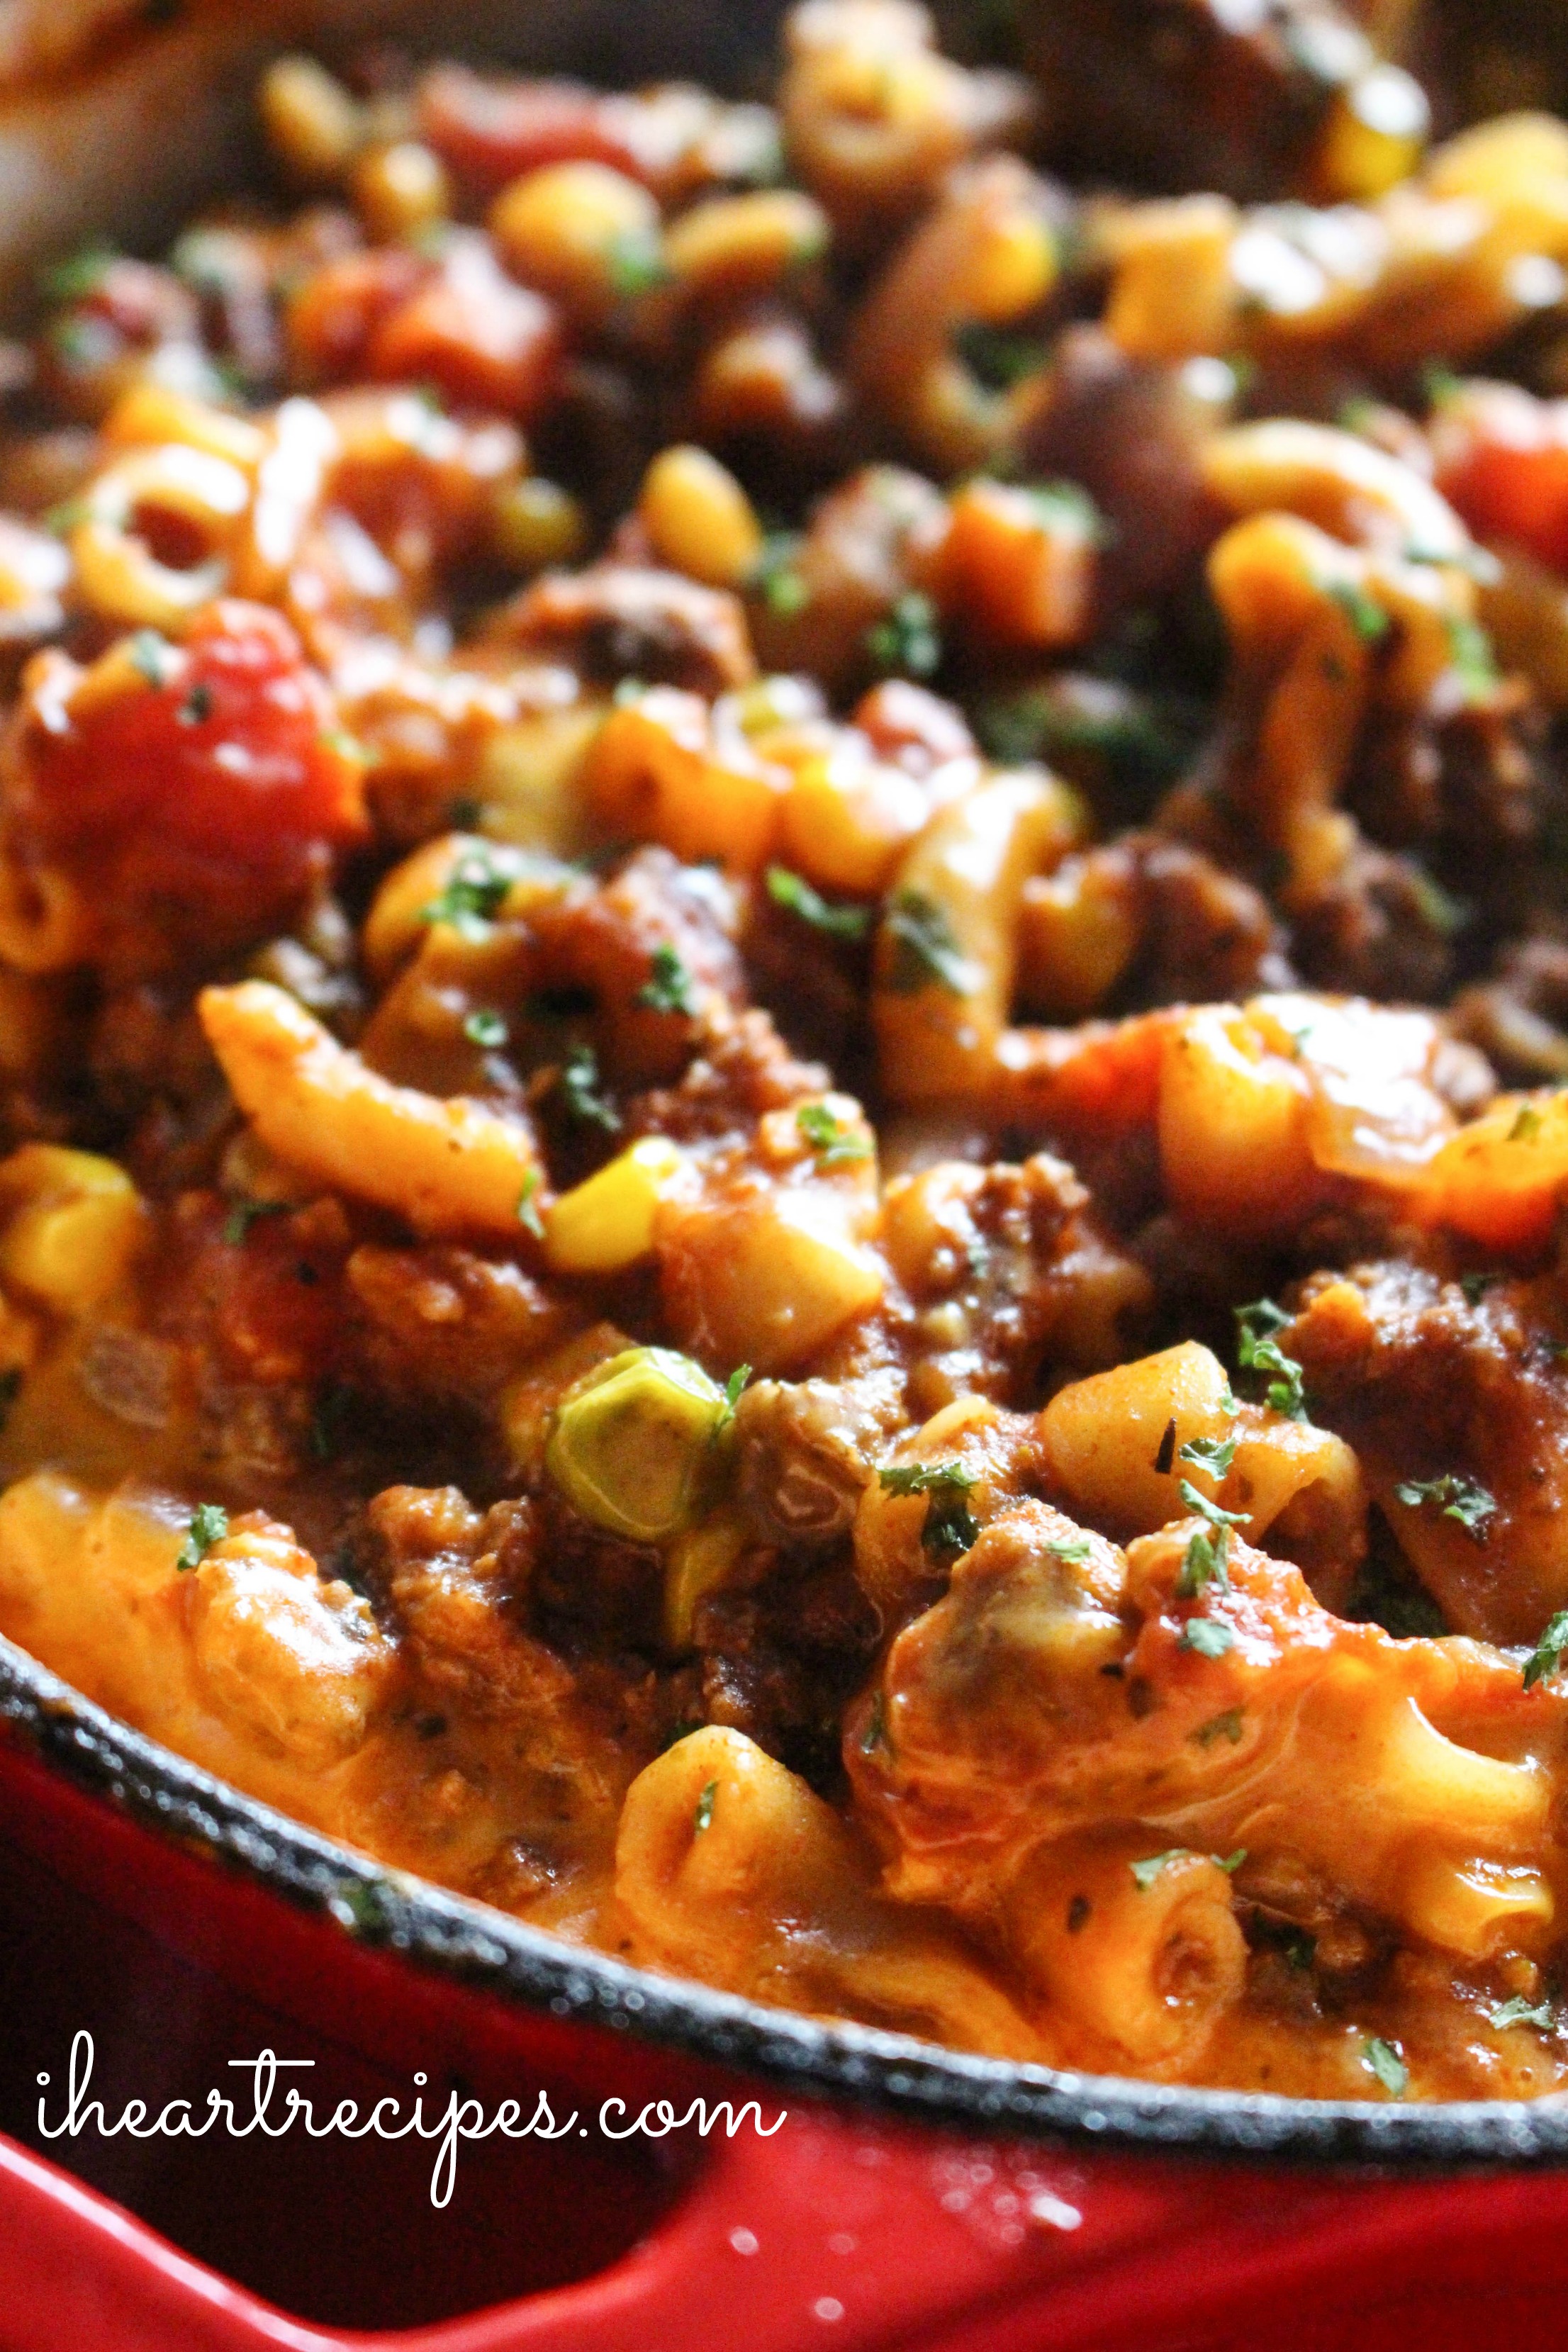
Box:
0;0;1566;2105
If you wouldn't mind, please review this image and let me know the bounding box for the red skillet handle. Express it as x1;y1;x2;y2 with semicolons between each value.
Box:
17;2091;1568;2352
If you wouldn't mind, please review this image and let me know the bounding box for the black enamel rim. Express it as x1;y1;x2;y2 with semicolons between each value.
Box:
4;1631;1567;2169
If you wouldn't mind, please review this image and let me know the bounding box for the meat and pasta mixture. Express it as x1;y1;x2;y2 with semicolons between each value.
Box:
13;0;1568;2102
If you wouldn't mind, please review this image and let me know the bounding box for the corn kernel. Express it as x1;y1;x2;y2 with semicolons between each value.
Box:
1315;65;1429;202
0;1145;145;1311
663;189;831;301
638;444;764;590
490;162;663;315
544;1137;686;1274
663;1507;749;1648
491;476;588;576
351;140;452;243
259;55;364;184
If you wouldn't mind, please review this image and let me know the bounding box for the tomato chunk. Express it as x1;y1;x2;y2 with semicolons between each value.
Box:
1431;381;1568;573
16;600;366;955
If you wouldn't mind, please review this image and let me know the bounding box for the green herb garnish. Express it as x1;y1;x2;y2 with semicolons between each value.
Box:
1235;1298;1308;1421
864;591;941;680
557;1041;620;1131
177;1502;228;1572
1365;2037;1408;2098
517;1170;545;1240
1180;1618;1236;1657
1393;1473;1496;1542
797;1102;870;1166
879;1460;980;1559
884;889;970;995
693;1779;717;1832
222;1197;289;1246
1177;1433;1238;1478
1523;1608;1568;1691
422;847;515;939
637;943;698;1017
464;1008;508;1050
764;865;869;940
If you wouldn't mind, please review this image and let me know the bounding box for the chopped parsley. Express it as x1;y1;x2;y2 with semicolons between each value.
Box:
1445;615;1500;703
1328;580;1389;643
1508;1102;1545;1143
1193;1707;1245;1747
1153;1417;1177;1475
1393;1473;1496;1543
1180;1618;1236;1658
1235;1298;1308;1421
517;1170;546;1240
864;591;941;680
1523;1608;1568;1691
953;321;1048;391
128;629;178;690
1178;1433;1238;1478
753;535;811;616
177;1502;228;1572
1178;1479;1250;1534
422;847;515;939
693;1779;717;1833
1488;1996;1555;2031
222;1197;289;1246
861;1690;888;1755
1216;1848;1247;1873
1021;478;1109;543
718;1364;753;1428
765;865;869;940
1046;1533;1094;1562
637;943;698;1017
1178;1526;1230;1600
463;1008;508;1050
605;230;671;298
797;1102;870;1166
177;681;214;726
39;238;116;303
878;1460;980;1560
1460;1272;1499;1305
1130;1849;1189;1890
1364;2036;1408;2098
557;1042;620;1131
884;889;970;995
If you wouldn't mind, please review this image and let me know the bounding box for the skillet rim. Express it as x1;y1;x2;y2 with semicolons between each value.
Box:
4;1631;1567;2169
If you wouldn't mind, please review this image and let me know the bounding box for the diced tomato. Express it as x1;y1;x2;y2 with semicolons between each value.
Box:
286;247;430;386
367;234;562;421
417;65;646;196
22;601;367;934
1430;381;1568;574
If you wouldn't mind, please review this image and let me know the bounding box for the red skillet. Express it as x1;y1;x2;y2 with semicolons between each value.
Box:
2;1639;1568;2352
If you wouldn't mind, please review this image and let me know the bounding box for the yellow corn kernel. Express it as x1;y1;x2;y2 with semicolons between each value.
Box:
101;383;268;471
663;189;830;301
0;1146;145;1311
663;1507;749;1649
544;1137;686;1275
638;445;765;590
489;161;664;315
491;475;588;576
351;140;452;243
259;55;365;184
1314;65;1428;202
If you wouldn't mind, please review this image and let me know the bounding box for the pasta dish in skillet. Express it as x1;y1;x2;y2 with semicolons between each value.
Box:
1;0;1568;2100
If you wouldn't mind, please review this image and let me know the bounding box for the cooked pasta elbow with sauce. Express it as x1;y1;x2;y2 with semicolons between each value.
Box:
5;0;1568;2102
